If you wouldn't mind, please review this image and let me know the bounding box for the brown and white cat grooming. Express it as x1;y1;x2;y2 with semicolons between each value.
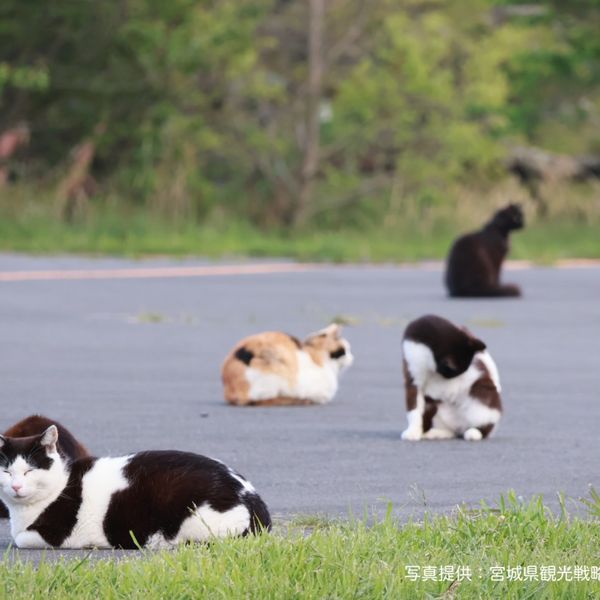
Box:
222;324;353;406
445;204;524;297
0;415;89;518
0;426;271;548
401;315;502;441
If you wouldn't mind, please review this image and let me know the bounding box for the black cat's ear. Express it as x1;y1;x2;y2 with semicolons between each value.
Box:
39;425;58;454
469;337;486;352
0;434;5;449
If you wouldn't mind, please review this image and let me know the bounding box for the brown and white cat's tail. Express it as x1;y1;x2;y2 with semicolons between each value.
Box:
222;351;252;406
247;397;315;407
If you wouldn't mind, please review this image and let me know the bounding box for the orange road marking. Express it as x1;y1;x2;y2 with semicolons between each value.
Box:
0;263;321;283
0;258;597;283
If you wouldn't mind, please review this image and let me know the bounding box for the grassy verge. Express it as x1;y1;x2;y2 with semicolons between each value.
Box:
0;211;598;262
2;492;599;598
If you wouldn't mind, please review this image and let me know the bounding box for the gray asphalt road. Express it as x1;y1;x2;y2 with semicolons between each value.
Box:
0;254;599;559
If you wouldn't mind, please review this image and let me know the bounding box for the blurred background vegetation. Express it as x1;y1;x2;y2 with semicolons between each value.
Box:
0;0;599;260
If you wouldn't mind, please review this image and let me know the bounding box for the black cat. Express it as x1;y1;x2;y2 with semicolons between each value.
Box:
445;204;524;297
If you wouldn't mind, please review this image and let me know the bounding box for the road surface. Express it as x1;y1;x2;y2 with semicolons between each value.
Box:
0;254;598;559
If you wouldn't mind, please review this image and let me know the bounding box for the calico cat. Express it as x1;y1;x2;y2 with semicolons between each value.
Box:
222;324;353;406
0;426;271;548
445;204;524;297
0;415;89;519
401;315;502;441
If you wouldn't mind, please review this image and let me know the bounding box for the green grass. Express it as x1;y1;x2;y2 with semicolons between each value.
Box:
0;210;598;263
2;492;600;599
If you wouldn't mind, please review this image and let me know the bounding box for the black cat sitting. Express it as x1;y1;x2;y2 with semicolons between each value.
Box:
445;204;524;298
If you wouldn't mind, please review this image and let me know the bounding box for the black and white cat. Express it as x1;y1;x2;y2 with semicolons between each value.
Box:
401;315;502;441
0;426;271;548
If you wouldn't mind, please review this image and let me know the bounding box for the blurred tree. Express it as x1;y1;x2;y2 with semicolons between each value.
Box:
0;0;598;228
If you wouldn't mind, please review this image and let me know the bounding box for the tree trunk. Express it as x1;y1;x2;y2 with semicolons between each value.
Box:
293;0;325;228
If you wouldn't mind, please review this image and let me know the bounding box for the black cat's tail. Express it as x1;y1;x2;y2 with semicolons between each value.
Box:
449;283;521;298
494;283;521;297
244;493;272;534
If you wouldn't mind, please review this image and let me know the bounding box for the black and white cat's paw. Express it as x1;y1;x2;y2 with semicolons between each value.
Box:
423;428;455;440
401;427;423;441
14;530;51;549
463;427;483;442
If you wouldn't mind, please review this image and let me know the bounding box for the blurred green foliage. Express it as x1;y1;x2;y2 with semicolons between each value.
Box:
0;0;599;231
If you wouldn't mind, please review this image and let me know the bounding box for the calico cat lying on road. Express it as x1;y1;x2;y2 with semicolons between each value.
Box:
0;415;89;519
401;315;502;441
0;426;270;548
222;324;353;406
445;204;524;297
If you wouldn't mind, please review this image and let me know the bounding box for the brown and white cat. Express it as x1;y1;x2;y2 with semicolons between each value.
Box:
0;426;271;548
401;315;502;441
222;324;353;406
445;204;524;297
0;415;89;518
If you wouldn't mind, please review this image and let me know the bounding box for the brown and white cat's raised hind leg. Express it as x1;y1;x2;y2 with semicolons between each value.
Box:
401;360;426;441
400;360;453;441
421;398;458;440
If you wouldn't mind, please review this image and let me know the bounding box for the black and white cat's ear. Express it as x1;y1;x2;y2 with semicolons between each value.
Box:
39;425;58;454
0;434;5;450
469;337;486;352
461;326;486;352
